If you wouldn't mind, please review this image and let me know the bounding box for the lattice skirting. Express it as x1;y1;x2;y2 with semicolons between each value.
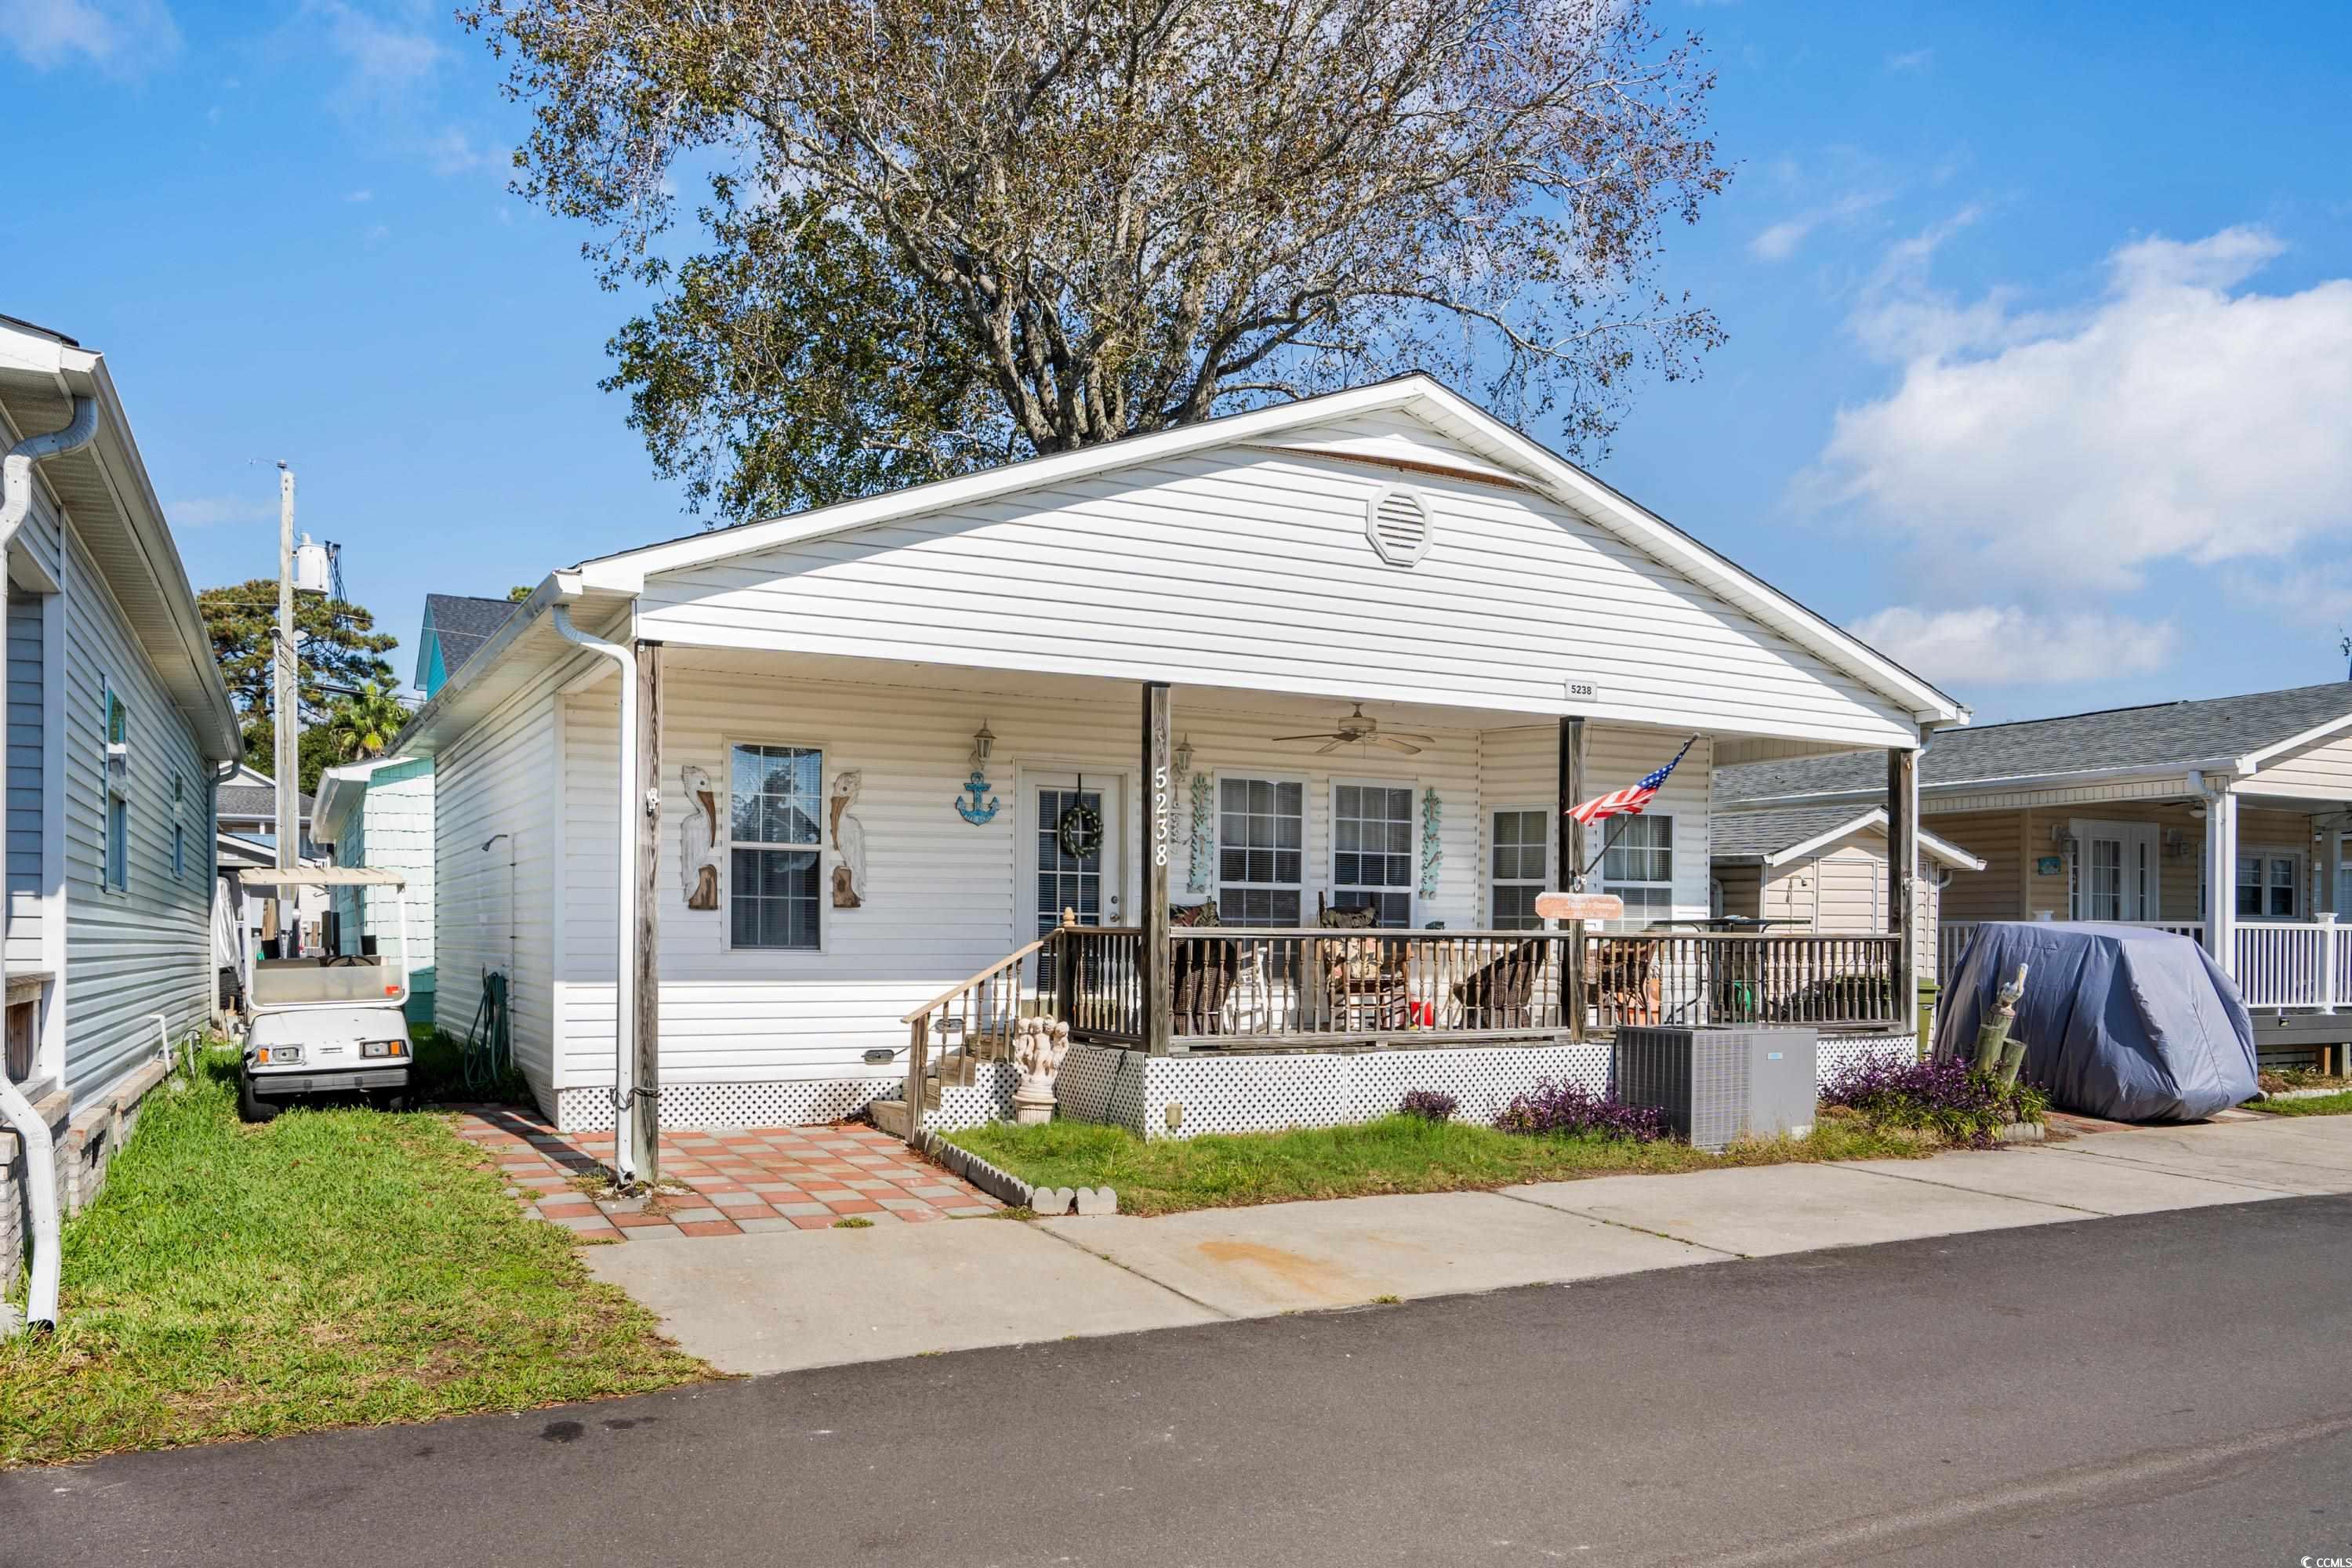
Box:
1052;1042;1610;1140
556;1076;901;1132
546;1032;1918;1134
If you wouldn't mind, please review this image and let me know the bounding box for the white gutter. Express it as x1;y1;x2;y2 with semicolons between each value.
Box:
0;394;96;1335
548;603;646;1187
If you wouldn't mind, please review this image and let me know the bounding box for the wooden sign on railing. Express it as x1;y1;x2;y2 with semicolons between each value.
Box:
1534;891;1625;922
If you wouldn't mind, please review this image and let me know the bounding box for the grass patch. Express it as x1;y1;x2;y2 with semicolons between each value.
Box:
0;1050;709;1468
948;1107;1933;1218
2244;1089;2352;1117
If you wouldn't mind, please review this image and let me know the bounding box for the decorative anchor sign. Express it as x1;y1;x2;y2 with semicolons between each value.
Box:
956;771;1001;826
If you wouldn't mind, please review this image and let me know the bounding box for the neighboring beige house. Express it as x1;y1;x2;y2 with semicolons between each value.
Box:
1710;806;1985;978
1717;682;2352;1064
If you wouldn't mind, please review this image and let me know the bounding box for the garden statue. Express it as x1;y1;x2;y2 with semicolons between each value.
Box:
678;764;724;910
829;769;866;909
1011;1015;1072;1125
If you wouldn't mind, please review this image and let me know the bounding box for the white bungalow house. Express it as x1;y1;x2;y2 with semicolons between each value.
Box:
1;315;242;1309
393;377;1965;1149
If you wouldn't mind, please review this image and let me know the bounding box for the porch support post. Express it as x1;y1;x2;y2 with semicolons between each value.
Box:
1887;742;1919;1040
631;641;663;1183
1557;716;1586;1040
2202;783;2238;976
1141;681;1174;1055
2326;818;2342;919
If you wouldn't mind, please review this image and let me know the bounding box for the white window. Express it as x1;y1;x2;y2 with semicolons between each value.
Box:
1331;782;1415;927
727;742;823;949
102;680;129;893
2238;854;2297;921
1489;808;1550;931
1600;814;1674;926
172;821;186;882
1217;778;1303;927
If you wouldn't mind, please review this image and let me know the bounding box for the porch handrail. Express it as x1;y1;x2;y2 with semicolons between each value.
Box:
1588;930;1903;1031
900;935;1055;1025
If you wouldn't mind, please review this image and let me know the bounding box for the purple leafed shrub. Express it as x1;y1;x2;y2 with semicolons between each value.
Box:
1494;1077;1669;1143
1399;1088;1460;1123
1820;1055;2045;1149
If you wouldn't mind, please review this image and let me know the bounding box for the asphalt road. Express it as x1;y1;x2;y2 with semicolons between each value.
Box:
9;1196;2351;1567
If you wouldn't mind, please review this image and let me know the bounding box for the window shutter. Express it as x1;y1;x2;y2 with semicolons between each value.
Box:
1364;484;1433;567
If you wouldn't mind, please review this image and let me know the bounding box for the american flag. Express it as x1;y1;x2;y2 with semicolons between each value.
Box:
1567;737;1695;826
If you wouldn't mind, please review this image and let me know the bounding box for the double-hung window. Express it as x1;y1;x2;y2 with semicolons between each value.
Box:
1600;814;1673;926
1489;808;1550;930
728;742;823;949
1217;778;1303;926
2238;854;2297;921
1331;782;1415;927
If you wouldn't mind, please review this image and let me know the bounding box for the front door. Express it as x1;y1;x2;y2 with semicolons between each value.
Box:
1020;772;1127;982
2071;819;2160;921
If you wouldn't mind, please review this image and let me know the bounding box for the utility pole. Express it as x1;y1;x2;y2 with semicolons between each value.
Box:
274;463;297;873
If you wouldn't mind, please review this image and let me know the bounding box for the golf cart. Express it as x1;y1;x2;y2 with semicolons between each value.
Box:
234;867;415;1121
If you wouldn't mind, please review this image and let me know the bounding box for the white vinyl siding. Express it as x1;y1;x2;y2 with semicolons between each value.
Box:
435;661;568;1113
1477;724;1712;930
61;524;212;1101
632;413;1922;749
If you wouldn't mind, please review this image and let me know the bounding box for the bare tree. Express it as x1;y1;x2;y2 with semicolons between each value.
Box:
466;0;1730;521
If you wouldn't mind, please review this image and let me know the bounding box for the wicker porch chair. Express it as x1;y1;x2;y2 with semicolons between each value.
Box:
1589;938;1662;1028
1451;940;1548;1029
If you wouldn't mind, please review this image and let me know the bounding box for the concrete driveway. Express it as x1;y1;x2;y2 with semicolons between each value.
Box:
586;1114;2350;1374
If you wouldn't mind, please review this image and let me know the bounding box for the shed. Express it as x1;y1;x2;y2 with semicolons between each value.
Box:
1711;806;1985;978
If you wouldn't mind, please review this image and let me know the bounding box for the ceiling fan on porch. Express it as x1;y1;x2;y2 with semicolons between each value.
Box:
1275;703;1435;756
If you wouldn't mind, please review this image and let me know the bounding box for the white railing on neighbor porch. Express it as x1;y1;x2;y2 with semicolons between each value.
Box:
2232;918;2350;1011
1938;920;2201;985
1940;916;2351;1011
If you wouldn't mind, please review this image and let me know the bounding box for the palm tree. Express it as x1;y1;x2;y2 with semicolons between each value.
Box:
326;681;412;762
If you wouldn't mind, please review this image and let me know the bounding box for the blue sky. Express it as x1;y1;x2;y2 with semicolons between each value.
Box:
4;0;2349;721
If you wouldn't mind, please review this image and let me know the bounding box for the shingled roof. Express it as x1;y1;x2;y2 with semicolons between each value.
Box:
218;783;311;822
1719;682;2352;807
423;593;519;683
1710;805;1984;869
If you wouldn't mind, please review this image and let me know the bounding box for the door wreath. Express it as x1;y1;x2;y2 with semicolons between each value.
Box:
1057;791;1105;861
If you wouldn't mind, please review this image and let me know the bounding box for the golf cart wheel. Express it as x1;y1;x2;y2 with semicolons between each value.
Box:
237;1069;281;1123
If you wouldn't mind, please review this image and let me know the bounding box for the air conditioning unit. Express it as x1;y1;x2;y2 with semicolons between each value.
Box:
1613;1026;1818;1152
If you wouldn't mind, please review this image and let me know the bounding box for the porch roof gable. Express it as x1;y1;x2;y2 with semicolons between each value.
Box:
1711;804;1985;871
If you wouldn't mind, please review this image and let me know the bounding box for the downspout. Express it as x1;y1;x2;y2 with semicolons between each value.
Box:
0;395;97;1334
549;605;643;1186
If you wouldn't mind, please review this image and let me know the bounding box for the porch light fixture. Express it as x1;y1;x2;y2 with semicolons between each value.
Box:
970;720;995;768
1174;734;1195;778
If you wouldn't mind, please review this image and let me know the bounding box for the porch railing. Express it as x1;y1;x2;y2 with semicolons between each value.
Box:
1157;929;1577;1045
898;934;1054;1116
1588;932;1904;1032
2234;918;2347;1011
1937;918;2202;983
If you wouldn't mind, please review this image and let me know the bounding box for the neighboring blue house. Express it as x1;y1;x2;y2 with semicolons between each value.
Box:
414;593;517;699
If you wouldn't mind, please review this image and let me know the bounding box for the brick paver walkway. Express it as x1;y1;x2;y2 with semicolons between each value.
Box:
451;1107;1000;1243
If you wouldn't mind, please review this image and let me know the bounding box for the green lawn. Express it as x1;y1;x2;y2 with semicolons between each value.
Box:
949;1109;1933;1217
2245;1089;2352;1117
0;1050;709;1468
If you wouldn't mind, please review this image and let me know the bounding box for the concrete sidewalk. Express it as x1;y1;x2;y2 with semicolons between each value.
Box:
586;1115;2350;1374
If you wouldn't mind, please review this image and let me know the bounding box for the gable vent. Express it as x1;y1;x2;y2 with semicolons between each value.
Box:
1364;483;1433;567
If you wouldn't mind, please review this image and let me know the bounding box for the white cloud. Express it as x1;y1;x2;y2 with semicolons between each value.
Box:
1849;606;2176;687
344;188;373;203
1804;223;2352;589
1746;188;1889;263
1886;49;1933;71
2;0;180;74
169;495;274;528
426;127;503;176
310;0;441;101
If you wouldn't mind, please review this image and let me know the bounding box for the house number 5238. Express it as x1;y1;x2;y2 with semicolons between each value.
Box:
1152;764;1171;866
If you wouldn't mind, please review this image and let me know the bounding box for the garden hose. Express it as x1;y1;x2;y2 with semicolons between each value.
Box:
462;968;512;1094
